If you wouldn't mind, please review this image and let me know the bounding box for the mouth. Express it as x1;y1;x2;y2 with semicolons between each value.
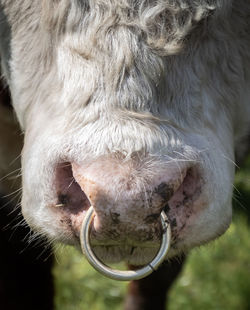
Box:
91;244;160;265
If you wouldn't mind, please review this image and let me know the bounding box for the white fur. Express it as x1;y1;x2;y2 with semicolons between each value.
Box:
0;0;250;262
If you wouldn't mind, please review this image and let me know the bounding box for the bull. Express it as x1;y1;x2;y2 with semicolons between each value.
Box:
0;0;250;309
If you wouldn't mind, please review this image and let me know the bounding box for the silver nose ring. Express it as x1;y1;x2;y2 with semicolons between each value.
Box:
80;206;171;281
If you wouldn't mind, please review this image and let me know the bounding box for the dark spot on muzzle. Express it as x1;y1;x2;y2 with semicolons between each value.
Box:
163;203;170;213
144;213;160;224
109;211;121;224
154;183;174;201
170;218;177;228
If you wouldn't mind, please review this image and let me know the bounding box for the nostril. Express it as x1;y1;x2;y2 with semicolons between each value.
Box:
58;194;69;206
55;162;90;215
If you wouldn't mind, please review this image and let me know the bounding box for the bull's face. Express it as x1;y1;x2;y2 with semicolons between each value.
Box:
1;0;247;265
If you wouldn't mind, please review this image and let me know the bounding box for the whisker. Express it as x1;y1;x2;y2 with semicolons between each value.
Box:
0;191;22;211
9;154;22;167
232;194;247;212
67;177;75;189
0;168;22;182
8;172;22;180
222;154;239;169
2;187;22;198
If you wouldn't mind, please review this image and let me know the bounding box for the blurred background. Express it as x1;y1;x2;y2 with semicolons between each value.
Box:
54;157;250;310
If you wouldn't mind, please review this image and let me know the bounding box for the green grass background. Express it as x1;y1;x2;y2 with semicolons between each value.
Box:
54;158;250;310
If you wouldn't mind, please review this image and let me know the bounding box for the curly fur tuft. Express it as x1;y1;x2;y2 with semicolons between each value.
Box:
42;0;229;55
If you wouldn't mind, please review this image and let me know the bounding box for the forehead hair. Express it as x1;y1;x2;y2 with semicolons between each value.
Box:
0;0;232;130
42;0;229;55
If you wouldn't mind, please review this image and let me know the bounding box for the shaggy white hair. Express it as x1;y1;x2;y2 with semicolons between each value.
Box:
0;0;250;262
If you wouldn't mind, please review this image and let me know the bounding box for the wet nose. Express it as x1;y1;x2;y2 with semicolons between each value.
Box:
71;158;187;240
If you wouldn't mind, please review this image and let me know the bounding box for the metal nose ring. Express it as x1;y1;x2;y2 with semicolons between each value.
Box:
80;206;171;281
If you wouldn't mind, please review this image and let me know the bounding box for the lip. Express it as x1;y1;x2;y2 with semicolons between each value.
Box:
90;239;160;248
91;244;160;265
